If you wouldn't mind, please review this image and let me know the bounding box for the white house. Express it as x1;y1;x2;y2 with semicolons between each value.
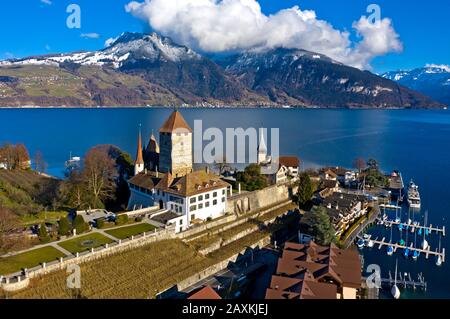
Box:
127;110;231;233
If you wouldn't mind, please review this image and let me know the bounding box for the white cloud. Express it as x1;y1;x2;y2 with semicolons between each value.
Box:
40;0;52;5
425;64;450;72
125;0;403;69
80;33;101;39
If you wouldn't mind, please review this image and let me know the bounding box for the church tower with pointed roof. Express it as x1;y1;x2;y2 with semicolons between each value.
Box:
134;128;145;176
159;110;193;177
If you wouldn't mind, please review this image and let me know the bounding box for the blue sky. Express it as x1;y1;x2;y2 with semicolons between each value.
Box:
0;0;448;73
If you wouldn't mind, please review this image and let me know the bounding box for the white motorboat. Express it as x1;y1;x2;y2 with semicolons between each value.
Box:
391;259;401;299
407;180;421;209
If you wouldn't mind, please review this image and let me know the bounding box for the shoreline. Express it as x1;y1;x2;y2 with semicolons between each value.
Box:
0;105;446;110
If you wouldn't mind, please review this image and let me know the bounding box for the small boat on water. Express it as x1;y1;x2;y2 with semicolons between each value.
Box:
436;255;442;267
418;228;422;236
398;224;403;231
395;217;401;224
391;259;401;299
422;239;429;250
367;240;375;248
412;250;419;261
387;246;394;256
398;239;405;246
407;180;421;209
403;248;410;258
357;239;365;249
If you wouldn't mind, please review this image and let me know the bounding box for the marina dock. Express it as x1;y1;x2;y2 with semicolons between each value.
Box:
378;218;446;237
357;234;446;263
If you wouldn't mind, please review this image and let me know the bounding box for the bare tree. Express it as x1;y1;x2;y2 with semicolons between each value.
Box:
353;157;366;173
82;147;117;207
0;207;21;253
33;151;47;174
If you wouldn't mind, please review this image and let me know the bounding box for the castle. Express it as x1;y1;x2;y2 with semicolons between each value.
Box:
127;110;231;233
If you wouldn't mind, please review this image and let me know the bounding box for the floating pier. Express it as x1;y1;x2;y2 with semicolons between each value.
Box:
379;204;402;210
357;234;446;263
384;271;427;291
378;218;446;237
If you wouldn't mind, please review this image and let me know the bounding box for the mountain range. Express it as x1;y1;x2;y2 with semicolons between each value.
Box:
0;32;445;108
382;65;450;106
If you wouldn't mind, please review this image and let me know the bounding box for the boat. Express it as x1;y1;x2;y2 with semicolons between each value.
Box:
398;224;403;231
398;239;405;246
421;239;429;250
65;152;81;170
403;248;410;258
407;180;421;209
418;228;422;236
357;239;365;249
436;235;443;266
391;259;401;299
387;246;394;256
367;240;375;248
412;250;419;261
436;255;442;266
395;217;401;224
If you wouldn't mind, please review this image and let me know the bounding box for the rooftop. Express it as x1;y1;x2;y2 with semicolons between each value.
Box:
159;110;192;133
129;169;230;197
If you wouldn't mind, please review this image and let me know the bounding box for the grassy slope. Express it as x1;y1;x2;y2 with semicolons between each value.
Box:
0;169;61;217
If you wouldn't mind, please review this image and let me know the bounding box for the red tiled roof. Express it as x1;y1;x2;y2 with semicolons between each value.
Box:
279;156;300;168
159;110;192;133
188;286;222;299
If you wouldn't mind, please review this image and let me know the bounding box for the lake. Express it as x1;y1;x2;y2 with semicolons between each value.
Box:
1;107;449;298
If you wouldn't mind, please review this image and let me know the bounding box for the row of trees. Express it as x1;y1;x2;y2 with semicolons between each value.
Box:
0;143;31;170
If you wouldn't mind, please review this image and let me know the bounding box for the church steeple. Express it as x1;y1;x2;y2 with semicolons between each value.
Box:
257;128;268;164
134;126;145;175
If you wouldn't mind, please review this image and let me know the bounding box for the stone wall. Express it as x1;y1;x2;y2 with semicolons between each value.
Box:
226;183;294;215
175;235;271;292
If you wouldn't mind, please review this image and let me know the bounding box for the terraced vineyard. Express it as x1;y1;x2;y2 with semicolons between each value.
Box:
3;203;297;299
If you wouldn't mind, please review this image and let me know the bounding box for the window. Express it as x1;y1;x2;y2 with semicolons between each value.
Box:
190;205;197;211
205;202;210;208
213;199;217;206
191;214;196;221
179;219;183;225
222;189;226;195
213;192;218;198
222;197;225;203
199;203;203;209
198;195;203;201
190;197;196;204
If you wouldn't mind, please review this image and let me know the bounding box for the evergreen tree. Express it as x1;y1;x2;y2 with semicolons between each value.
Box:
38;223;50;243
296;172;315;209
73;215;89;234
58;217;71;236
302;206;336;245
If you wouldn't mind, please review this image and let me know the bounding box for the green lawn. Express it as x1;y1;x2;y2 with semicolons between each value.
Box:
0;246;65;276
105;223;157;240
58;233;113;254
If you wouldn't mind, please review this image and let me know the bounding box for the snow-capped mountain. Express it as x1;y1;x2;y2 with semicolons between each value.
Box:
0;32;445;108
219;48;444;108
382;65;450;105
0;32;201;69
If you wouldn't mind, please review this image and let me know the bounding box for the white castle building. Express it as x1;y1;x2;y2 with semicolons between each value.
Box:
127;110;231;232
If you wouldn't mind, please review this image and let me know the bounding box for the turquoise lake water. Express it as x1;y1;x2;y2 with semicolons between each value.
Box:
0;107;449;298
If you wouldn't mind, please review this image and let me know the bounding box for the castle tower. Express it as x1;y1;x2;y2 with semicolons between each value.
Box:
134;128;145;176
159;110;193;177
257;128;268;164
144;131;160;170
